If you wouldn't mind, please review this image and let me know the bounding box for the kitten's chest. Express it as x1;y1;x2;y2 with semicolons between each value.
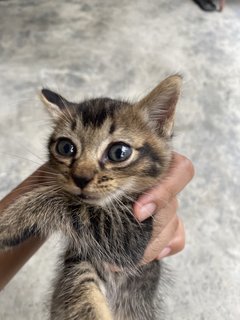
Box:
67;202;153;266
69;204;130;241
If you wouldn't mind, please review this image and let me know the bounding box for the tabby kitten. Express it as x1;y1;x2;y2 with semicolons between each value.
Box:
0;75;182;320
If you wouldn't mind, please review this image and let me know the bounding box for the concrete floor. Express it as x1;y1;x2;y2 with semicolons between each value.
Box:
0;0;240;319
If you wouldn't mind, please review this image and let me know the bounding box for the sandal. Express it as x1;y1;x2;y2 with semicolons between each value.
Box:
193;0;217;11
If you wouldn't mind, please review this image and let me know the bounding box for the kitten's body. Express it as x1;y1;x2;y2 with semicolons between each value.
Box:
0;75;182;319
51;201;160;320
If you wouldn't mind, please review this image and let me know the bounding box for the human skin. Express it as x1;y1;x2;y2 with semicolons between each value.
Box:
0;167;48;289
0;152;194;289
134;152;194;263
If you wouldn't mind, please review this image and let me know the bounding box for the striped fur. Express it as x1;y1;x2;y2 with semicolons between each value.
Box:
0;75;182;319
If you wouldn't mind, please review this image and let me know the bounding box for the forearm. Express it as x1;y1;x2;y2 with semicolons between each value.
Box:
0;167;47;290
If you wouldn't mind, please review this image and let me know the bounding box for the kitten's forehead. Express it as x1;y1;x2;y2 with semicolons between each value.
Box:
54;97;150;150
73;98;136;138
75;98;126;128
54;98;119;131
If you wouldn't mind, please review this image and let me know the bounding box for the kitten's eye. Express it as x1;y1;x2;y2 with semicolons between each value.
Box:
56;139;76;157
108;143;132;162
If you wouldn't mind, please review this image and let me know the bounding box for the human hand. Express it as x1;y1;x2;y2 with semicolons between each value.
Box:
0;163;51;289
0;164;51;212
133;152;194;263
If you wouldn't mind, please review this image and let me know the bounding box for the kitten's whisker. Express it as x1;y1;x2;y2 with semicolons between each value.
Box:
0;152;43;166
113;195;141;227
106;196;123;228
13;139;45;163
121;193;136;203
14;185;59;191
103;198;139;274
92;237;110;262
33;170;61;177
113;190;150;226
5;183;60;193
30;122;54;129
34;125;54;129
16;181;59;188
17;182;58;188
28;124;54;129
20;119;52;124
26;171;60;177
24;175;58;180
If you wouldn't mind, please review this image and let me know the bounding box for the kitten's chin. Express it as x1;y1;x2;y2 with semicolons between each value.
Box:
64;185;130;207
63;185;106;205
78;192;118;207
74;191;110;206
78;193;101;204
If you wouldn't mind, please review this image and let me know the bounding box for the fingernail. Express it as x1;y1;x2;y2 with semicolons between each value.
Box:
139;203;156;221
157;247;171;260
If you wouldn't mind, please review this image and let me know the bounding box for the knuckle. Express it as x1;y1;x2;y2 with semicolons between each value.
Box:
156;189;172;209
175;198;179;211
177;219;185;251
178;238;185;252
170;197;179;212
181;156;195;179
185;158;195;177
180;233;186;250
171;214;179;229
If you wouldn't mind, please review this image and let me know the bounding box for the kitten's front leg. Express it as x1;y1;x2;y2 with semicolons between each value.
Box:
110;261;161;320
51;257;113;320
0;187;67;250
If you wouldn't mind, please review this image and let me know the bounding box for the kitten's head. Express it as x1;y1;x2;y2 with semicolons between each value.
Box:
40;75;182;206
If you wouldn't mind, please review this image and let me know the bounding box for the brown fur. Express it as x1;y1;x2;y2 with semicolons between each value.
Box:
0;75;182;319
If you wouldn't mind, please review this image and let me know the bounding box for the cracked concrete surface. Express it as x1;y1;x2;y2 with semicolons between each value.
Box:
0;1;240;319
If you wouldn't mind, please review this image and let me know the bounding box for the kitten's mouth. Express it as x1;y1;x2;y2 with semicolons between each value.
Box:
79;194;97;200
78;193;100;203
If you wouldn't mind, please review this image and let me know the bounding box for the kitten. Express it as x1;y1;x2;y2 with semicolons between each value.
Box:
0;75;182;320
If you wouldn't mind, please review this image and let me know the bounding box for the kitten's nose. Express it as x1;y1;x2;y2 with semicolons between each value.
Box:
72;174;93;189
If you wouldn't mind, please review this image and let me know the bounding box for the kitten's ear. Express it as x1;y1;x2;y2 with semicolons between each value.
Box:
40;89;70;119
137;75;182;137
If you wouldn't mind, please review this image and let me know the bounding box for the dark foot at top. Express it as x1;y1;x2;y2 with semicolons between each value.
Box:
193;0;217;12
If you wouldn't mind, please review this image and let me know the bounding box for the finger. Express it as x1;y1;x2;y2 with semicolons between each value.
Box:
134;153;194;220
141;213;179;265
138;153;194;206
168;217;185;255
157;217;185;259
151;198;179;239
